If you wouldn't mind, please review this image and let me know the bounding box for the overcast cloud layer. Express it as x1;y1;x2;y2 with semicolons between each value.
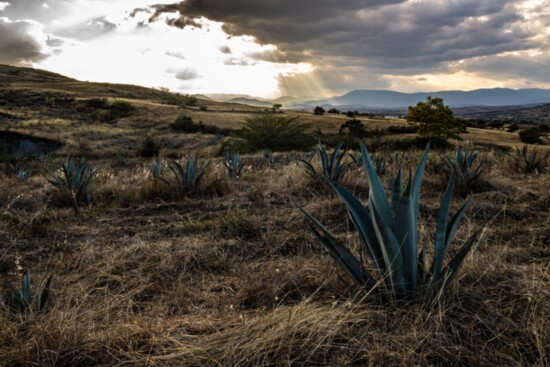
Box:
1;0;550;96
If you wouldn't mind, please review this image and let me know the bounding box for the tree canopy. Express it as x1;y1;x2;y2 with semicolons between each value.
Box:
405;96;467;140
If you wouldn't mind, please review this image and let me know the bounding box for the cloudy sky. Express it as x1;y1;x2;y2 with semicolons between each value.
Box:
1;0;549;98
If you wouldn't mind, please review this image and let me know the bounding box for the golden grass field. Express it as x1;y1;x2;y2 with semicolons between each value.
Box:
0;65;549;366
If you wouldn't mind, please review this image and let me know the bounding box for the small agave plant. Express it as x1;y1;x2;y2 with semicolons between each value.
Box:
264;148;276;168
223;151;245;179
300;141;350;183
511;144;549;174
444;147;483;194
169;155;210;194
0;271;52;314
298;143;480;303
46;158;97;213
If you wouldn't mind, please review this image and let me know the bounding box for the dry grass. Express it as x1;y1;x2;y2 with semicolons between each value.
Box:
1;64;549;366
0;146;549;366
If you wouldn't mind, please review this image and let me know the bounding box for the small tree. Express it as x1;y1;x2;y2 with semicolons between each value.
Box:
272;103;282;113
406;96;467;140
314;106;326;115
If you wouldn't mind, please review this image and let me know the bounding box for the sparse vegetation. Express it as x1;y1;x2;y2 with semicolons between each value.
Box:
509;144;549;174
0;64;548;367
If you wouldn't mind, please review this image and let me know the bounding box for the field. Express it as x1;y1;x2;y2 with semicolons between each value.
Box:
0;65;549;366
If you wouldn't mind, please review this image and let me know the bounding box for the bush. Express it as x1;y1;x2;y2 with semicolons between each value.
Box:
85;98;109;109
507;123;519;133
235;113;315;152
313;106;326;115
339;119;368;138
109;100;135;118
138;136;161;157
171;114;231;135
406;97;467;140
172;115;195;132
518;127;544;144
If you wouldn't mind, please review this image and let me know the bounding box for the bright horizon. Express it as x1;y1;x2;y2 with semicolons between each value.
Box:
1;0;549;99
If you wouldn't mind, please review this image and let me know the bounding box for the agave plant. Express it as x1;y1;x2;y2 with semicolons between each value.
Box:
444;147;484;194
169;155;210;194
223;151;245;179
298;143;480;302
300;142;350;183
511;144;549;174
0;271;52;314
351;152;389;175
46;158;97;213
264;148;276;168
150;157;169;185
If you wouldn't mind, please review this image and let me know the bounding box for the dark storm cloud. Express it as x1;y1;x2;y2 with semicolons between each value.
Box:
147;0;538;72
0;17;49;64
460;53;550;83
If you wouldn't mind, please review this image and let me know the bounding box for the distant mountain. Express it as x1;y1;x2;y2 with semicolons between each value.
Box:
226;97;273;108
295;88;550;109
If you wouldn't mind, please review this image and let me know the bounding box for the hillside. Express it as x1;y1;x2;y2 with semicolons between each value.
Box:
0;64;549;367
459;103;550;124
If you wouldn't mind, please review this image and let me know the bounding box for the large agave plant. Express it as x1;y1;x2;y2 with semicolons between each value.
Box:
169;155;210;194
298;143;480;302
46;158;97;213
444;147;484;194
0;271;52;314
223;151;245;179
300;142;350;183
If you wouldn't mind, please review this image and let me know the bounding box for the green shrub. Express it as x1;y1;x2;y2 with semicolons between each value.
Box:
172;115;195;132
297;143;480;303
235;113;315;152
518;127;544;144
138;136;161;158
85;98;109;109
107;100;135;120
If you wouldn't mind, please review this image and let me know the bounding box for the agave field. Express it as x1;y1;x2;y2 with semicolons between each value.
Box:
0;134;548;366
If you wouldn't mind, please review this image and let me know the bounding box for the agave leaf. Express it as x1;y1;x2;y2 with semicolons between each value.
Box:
432;173;456;277
21;271;31;308
37;274;53;312
391;167;403;217
444;200;470;254
296;202;376;288
360;143;393;225
431;230;480;292
393;176;418;297
369;201;406;298
327;180;387;277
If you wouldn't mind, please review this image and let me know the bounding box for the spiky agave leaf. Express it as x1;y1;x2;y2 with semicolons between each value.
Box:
295;200;376;289
36;274;53;312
